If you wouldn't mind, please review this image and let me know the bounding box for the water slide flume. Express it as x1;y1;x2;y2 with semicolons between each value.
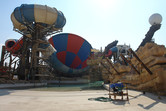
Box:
5;39;23;54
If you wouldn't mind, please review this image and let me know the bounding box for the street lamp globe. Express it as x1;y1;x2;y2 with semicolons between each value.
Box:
149;13;162;25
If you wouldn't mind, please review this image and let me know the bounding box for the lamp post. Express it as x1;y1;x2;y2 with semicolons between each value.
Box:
136;13;162;51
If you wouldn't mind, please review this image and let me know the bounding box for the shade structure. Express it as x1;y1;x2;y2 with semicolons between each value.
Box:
48;33;92;74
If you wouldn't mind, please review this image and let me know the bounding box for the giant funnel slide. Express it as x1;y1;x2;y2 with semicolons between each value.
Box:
6;4;92;74
46;33;92;74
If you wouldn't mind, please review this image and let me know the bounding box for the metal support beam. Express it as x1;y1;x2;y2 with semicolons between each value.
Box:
106;58;120;75
0;46;5;66
129;48;153;75
100;61;112;74
120;54;140;74
8;54;12;80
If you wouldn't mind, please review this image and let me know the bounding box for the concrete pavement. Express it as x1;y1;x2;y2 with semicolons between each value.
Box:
0;89;165;111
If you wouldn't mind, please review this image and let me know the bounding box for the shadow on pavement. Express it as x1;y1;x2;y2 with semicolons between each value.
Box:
130;92;166;110
88;97;129;105
0;89;13;96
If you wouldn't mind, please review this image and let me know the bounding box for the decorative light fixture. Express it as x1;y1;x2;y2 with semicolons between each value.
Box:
149;13;162;25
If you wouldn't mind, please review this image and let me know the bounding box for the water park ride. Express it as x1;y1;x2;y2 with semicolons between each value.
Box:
105;44;130;61
5;33;92;74
11;4;66;36
87;13;166;95
3;4;92;80
48;33;92;74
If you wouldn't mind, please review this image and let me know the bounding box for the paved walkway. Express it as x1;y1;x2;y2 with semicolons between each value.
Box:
0;83;47;89
0;89;165;111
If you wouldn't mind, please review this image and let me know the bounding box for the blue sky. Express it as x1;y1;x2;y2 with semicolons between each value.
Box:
0;0;165;55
